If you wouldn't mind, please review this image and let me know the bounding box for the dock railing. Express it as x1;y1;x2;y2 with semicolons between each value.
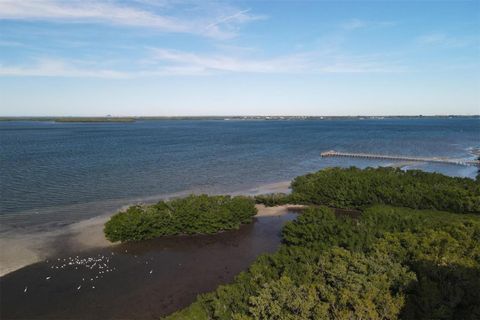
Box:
320;150;480;167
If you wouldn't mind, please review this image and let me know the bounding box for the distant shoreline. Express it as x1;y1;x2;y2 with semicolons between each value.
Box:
54;117;136;123
0;115;479;122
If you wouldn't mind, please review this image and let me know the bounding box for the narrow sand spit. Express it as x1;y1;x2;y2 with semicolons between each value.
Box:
255;204;307;217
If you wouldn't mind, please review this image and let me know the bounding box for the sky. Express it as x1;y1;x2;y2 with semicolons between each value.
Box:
0;0;479;116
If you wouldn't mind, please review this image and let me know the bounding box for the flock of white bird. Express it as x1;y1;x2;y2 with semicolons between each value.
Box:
23;250;155;294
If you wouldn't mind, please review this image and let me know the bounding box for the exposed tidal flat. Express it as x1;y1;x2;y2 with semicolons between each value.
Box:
0;213;298;319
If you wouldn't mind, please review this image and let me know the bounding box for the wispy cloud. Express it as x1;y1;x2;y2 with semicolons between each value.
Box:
0;59;128;78
149;47;406;75
202;8;266;39
206;9;265;29
341;18;396;30
150;48;310;73
0;6;407;79
416;33;477;48
0;0;263;39
0;40;24;47
0;0;184;30
0;48;406;79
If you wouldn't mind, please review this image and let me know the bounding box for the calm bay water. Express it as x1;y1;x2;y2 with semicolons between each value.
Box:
1;118;479;232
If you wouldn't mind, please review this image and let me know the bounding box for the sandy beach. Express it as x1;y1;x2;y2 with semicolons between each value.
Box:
255;204;307;216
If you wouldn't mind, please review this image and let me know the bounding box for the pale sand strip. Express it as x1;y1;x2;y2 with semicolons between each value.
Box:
0;237;43;277
255;204;307;217
0;214;113;276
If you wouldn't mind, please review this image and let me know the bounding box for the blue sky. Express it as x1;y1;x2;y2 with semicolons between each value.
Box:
0;0;479;116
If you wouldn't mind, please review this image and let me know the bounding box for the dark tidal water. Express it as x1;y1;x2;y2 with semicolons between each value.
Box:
0;214;297;319
1;118;479;232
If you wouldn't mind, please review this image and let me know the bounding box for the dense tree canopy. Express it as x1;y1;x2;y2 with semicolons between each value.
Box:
256;167;480;213
167;205;480;320
104;195;256;242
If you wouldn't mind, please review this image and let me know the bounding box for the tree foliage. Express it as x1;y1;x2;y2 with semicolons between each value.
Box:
289;167;480;213
254;193;292;206
160;167;480;319
104;194;257;242
167;205;480;320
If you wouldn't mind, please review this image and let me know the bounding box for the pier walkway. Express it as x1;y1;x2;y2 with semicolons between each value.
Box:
321;150;480;167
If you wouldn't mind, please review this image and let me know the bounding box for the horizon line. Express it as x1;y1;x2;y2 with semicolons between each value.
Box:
1;114;479;118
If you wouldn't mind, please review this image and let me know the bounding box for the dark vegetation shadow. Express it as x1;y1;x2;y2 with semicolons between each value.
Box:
401;261;480;320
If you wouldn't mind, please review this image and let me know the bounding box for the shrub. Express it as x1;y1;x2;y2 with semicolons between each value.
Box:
104;195;257;242
254;193;292;206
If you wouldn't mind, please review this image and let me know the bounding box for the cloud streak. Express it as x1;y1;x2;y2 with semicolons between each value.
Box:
341;18;396;30
416;33;477;48
0;59;128;78
151;48;310;73
0;48;406;79
0;0;262;39
150;48;406;74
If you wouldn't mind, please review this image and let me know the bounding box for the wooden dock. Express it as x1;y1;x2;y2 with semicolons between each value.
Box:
320;150;480;167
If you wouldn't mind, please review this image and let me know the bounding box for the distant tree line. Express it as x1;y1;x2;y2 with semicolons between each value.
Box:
104;195;256;242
